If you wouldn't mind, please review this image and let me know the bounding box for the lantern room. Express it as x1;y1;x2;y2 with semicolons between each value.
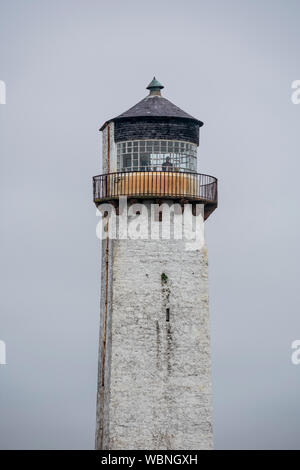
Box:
93;78;217;219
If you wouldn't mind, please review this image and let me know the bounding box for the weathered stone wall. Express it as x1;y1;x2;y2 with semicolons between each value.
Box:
101;122;117;173
101;125;108;173
96;202;213;450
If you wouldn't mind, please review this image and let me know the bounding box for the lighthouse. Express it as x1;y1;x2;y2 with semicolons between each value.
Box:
93;78;218;450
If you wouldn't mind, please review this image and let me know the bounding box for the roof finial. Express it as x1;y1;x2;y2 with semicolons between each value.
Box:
146;77;164;96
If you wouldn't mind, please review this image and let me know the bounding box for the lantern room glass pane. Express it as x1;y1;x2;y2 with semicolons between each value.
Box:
117;140;197;173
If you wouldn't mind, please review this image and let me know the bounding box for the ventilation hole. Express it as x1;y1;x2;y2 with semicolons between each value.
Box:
166;308;170;322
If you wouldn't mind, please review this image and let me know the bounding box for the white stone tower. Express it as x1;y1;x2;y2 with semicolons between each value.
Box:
93;78;218;450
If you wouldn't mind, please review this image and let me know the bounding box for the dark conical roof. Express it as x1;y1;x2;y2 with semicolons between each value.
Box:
114;95;201;122
100;78;203;130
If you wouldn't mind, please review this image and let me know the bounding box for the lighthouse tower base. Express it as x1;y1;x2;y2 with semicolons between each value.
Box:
95;201;213;450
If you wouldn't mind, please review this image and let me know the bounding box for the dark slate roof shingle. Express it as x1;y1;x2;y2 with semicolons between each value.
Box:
115;95;200;121
100;94;203;130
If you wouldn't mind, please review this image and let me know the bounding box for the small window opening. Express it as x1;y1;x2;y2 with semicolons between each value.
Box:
166;308;170;322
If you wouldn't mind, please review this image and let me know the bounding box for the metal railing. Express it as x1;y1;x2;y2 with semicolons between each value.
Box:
93;171;217;204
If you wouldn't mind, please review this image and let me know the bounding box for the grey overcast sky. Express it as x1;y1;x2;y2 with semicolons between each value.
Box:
1;0;300;449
